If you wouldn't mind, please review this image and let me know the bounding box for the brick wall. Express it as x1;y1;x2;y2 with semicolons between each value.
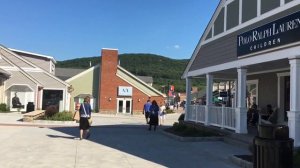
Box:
98;49;164;114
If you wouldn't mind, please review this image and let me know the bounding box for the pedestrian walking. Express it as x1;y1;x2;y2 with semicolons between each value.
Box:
79;96;92;140
159;103;166;126
149;100;159;131
143;99;151;124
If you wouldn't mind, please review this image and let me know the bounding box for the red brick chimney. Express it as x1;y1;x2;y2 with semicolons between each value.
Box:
99;48;119;113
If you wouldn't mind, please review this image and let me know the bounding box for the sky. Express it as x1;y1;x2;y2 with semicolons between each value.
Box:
0;0;220;61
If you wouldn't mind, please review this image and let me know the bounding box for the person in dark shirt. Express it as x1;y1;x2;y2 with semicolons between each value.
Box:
143;99;151;124
148;100;159;131
79;96;92;140
12;92;23;108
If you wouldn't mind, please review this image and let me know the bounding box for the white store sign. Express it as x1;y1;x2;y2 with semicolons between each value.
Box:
118;86;133;96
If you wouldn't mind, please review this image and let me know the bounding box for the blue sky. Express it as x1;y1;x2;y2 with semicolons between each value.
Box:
0;0;220;61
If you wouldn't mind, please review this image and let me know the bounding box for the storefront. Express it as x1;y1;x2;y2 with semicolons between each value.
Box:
183;0;300;147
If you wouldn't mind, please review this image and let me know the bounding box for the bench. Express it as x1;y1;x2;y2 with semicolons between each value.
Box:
23;110;45;122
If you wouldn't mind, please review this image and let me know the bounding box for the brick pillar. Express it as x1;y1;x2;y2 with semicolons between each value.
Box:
99;49;119;113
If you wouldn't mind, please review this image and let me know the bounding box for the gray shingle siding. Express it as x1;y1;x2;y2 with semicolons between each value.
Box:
189;5;300;72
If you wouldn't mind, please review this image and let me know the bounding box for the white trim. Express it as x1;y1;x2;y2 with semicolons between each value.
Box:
66;65;99;82
225;0;234;5
9;48;56;64
5;84;34;92
280;0;285;6
117;66;165;97
187;45;300;77
224;4;227;31
39;88;43;110
239;0;242;24
257;0;261;16
277;72;290;77
102;48;118;51
248;68;289;76
22;67;43;72
0;66;19;71
116;98;132;114
277;75;280;108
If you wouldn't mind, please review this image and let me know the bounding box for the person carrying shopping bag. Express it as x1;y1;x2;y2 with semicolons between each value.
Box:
79;96;92;140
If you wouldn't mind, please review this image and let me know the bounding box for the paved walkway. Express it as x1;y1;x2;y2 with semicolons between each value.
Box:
0;112;249;168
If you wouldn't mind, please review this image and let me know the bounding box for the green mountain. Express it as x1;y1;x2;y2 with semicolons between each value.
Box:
56;53;204;93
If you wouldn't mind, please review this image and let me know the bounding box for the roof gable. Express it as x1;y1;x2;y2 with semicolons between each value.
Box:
116;66;165;97
0;45;69;87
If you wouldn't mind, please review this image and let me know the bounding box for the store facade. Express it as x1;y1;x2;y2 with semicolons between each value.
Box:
0;46;70;112
67;49;165;114
183;0;300;146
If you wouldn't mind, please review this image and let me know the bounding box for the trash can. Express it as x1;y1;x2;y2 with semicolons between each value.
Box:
26;102;35;113
253;124;294;168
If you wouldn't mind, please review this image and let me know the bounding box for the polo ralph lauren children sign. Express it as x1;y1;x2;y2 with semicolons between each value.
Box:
237;11;300;57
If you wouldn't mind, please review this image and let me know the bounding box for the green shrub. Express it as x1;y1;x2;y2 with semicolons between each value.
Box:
178;113;185;121
166;109;174;114
45;105;58;117
0;103;9;112
295;150;300;167
44;112;73;121
167;122;220;137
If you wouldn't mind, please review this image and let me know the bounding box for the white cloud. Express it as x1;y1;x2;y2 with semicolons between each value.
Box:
173;44;180;49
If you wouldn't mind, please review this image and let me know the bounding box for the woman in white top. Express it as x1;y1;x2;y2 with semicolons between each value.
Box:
159;103;166;126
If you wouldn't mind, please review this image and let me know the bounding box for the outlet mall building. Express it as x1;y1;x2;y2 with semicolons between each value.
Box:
183;0;300;146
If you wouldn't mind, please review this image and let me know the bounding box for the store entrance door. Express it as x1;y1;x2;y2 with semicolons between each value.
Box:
117;98;132;114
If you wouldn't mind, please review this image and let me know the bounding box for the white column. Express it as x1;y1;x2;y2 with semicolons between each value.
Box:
280;0;284;6
288;58;300;147
257;0;261;16
184;77;192;121
205;74;213;125
236;68;248;133
239;0;242;24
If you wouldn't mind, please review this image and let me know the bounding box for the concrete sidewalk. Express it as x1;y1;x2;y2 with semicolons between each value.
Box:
0;112;249;168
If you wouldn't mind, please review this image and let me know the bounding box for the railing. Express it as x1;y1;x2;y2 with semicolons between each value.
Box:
186;105;236;131
187;105;205;123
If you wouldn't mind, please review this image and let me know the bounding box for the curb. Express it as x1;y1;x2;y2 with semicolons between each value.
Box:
161;130;224;142
229;155;253;168
33;120;76;124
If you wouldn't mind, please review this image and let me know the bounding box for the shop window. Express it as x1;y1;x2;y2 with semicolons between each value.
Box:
261;0;280;14
227;0;239;30
214;8;224;36
285;0;293;3
205;28;212;40
242;0;257;23
247;80;258;108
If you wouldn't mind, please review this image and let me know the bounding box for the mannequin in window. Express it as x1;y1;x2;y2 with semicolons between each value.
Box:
12;92;24;108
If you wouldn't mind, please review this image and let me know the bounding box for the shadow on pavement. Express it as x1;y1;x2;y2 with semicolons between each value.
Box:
47;134;76;139
49;124;195;168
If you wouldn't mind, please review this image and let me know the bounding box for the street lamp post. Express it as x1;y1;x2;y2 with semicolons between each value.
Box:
167;81;170;106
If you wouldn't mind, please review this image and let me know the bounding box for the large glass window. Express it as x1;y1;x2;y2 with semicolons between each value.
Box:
227;0;239;30
214;8;224;35
261;0;280;14
242;0;257;23
205;28;212;40
247;80;258;108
